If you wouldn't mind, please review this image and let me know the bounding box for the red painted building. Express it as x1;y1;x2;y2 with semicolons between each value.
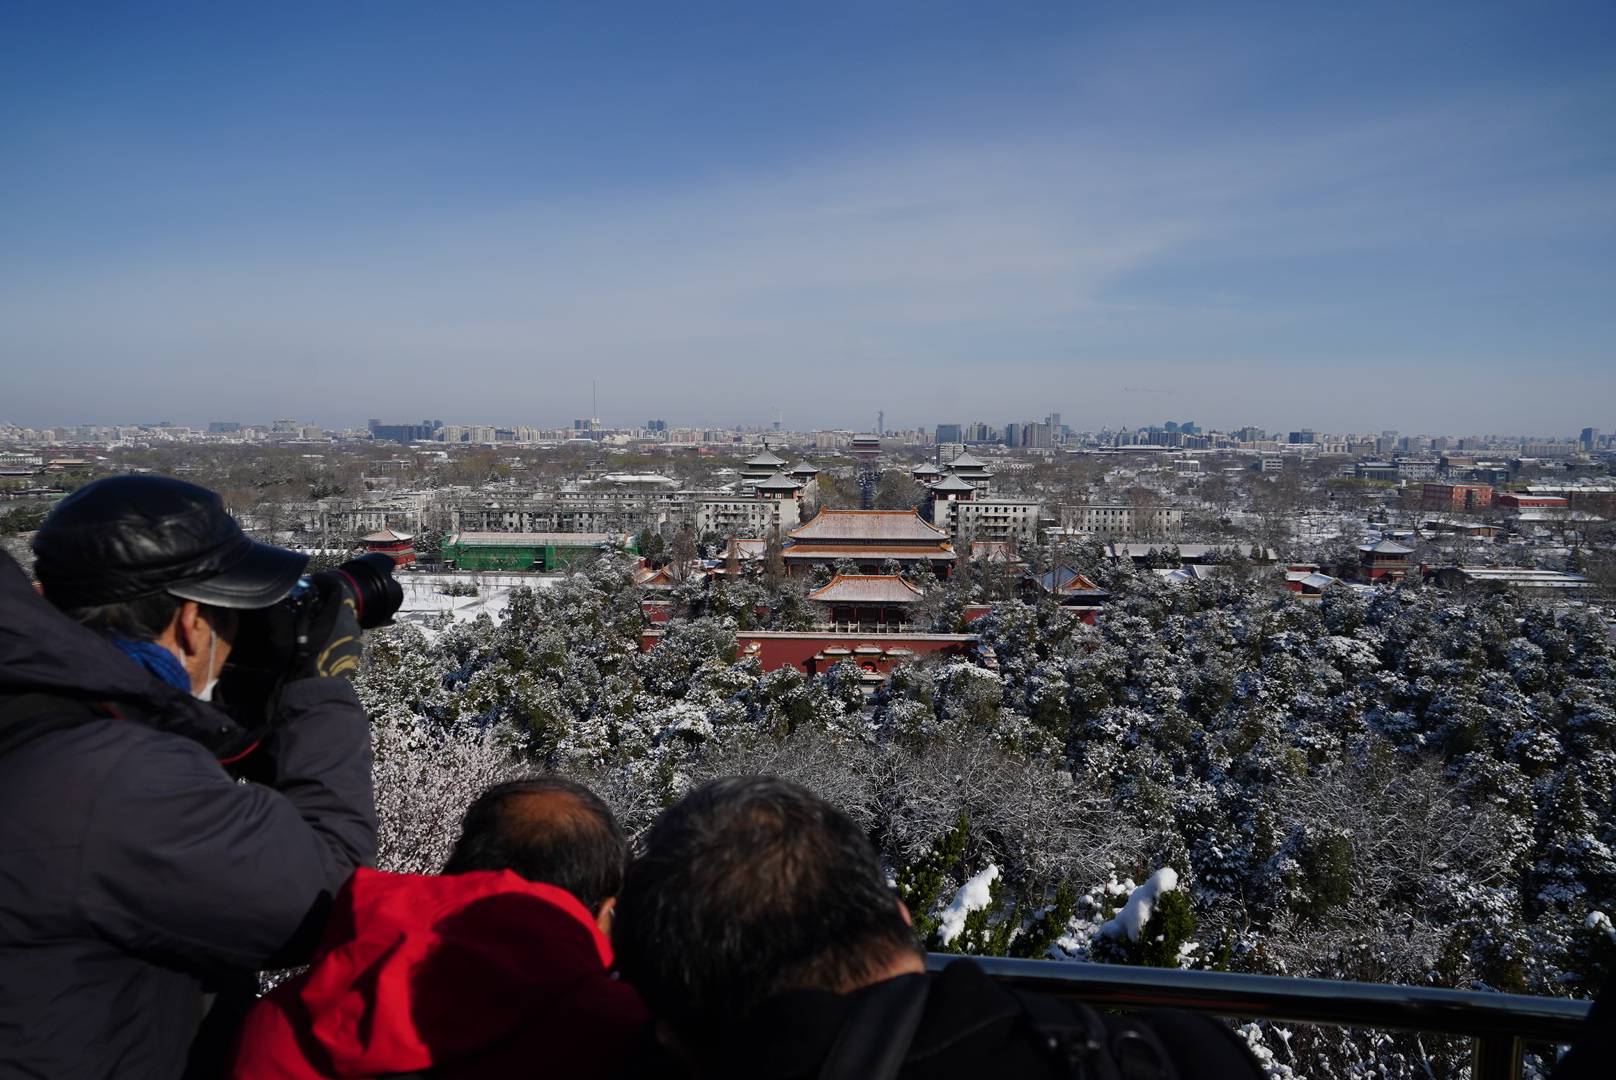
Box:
807;574;923;632
639;628;980;681
359;529;416;567
1497;493;1567;509
783;509;956;578
1421;483;1494;512
1358;539;1414;581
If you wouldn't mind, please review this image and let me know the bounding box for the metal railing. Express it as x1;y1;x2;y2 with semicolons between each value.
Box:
928;954;1591;1080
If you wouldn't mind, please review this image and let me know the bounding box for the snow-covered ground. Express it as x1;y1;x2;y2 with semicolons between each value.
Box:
391;571;558;630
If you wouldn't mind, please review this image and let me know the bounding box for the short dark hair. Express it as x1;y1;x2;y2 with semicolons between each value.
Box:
54;592;183;641
613;775;920;1056
443;776;626;913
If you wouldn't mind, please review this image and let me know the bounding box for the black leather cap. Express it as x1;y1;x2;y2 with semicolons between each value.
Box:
32;475;309;610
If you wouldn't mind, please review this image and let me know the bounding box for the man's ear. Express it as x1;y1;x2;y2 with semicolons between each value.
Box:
897;898;913;926
171;600;207;660
595;896;617;937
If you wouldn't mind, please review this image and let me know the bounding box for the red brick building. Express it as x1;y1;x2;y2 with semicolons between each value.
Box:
1497;493;1567;509
1421;483;1494;512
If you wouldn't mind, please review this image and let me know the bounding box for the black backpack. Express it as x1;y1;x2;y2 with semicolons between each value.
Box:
817;972;1179;1080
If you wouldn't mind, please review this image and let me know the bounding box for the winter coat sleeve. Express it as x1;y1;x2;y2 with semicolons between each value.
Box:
76;677;376;974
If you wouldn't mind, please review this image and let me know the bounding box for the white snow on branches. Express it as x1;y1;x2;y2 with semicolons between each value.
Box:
1101;867;1179;942
938;864;1000;946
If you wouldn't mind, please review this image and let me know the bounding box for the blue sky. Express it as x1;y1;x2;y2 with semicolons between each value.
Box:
2;1;1612;435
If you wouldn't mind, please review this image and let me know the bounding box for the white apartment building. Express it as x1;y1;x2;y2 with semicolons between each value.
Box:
936;496;1043;545
1058;504;1184;537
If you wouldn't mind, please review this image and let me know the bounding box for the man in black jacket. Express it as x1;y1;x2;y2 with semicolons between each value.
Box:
614;776;1261;1079
0;476;377;1079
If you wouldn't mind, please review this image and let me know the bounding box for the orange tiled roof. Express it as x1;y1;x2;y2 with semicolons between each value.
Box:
782;544;955;560
788;508;948;543
807;574;925;604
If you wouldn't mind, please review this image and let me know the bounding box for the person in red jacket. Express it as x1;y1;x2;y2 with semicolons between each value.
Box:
231;777;651;1079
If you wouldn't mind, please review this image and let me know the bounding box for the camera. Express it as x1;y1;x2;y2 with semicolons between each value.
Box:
282;552;405;632
215;553;404;735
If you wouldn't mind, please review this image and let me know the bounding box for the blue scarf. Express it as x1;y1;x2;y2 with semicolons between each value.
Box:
110;638;192;694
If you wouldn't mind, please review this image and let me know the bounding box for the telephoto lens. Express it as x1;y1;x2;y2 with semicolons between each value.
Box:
317;553;405;628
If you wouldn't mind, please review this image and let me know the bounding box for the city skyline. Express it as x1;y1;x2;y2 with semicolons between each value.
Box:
3;410;1609;446
3;3;1613;432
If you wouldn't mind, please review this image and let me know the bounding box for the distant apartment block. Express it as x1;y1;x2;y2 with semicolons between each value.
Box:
368;418;443;444
1059;504;1184;536
1421;482;1494;512
1354;461;1400;482
694;493;799;539
936;496;1043;546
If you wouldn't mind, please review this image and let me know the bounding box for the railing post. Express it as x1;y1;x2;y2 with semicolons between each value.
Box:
1471;1034;1523;1080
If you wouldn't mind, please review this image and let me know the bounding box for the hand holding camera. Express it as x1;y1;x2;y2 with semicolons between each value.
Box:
219;553;404;723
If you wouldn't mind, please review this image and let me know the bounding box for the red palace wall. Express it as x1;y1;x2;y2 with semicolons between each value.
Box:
362;541;416;568
638;630;978;677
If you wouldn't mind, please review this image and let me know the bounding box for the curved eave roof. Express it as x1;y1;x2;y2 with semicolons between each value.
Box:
788;508;949;542
807;573;925;604
753;470;805;491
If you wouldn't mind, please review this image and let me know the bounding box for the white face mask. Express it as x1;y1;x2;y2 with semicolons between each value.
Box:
195;618;220;702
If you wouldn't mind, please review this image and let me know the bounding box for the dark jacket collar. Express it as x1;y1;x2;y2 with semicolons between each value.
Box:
0;550;253;757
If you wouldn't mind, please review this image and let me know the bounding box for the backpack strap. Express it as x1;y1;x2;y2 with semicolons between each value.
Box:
1014;990;1178;1080
0;692;109;759
818;973;932;1080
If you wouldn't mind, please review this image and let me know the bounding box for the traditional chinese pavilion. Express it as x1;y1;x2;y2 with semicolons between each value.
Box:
807;574;923;632
942;452;994;492
359;528;416;568
782;509;955;578
1032;565;1109;624
1359;539;1414;582
740;450;789;484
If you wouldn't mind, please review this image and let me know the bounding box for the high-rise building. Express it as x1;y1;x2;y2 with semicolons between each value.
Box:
935;423;962;443
369;419;442;444
1582;427;1600;451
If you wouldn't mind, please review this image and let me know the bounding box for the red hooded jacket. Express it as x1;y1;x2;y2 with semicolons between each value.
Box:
231;868;650;1078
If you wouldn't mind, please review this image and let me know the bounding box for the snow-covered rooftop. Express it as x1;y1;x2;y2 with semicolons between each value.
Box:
807;574;924;605
789;509;949;543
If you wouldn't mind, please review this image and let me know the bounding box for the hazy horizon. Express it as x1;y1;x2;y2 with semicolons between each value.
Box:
3;2;1613;434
